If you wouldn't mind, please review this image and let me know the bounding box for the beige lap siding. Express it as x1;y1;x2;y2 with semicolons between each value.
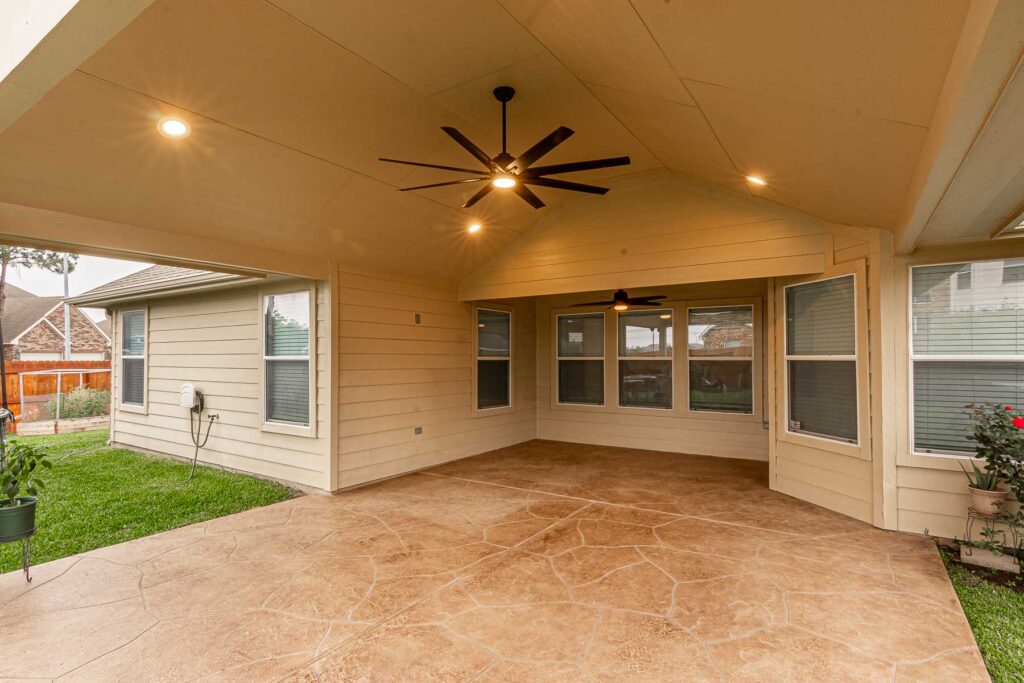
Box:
336;271;536;489
110;281;330;489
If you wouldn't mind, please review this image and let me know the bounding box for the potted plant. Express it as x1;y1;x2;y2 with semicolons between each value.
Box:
0;440;51;543
959;460;1008;515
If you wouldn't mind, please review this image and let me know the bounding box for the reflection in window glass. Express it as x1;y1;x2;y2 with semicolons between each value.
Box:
477;309;511;409
618;311;672;408
687;306;753;414
557;314;604;405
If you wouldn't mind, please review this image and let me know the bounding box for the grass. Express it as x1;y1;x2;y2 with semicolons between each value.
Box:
0;430;298;574
942;549;1024;682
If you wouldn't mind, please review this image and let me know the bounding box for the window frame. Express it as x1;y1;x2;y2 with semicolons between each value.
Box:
780;269;865;456
259;283;316;437
554;311;606;408
615;309;674;411
908;259;1024;457
118;306;148;414
686;303;756;416
473;305;514;415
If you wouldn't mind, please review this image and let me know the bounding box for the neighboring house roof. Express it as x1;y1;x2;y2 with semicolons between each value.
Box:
70;264;264;307
2;290;63;341
95;317;111;337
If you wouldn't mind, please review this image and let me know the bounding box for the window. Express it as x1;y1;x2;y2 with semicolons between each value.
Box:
263;290;311;427
120;309;145;407
688;305;753;414
557;313;604;405
476;308;511;410
911;260;1024;454
785;275;858;443
618;310;672;409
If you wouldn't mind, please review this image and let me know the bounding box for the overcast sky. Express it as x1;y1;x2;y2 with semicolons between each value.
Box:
4;254;150;322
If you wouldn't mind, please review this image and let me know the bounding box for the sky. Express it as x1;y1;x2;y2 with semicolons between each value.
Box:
3;254;151;322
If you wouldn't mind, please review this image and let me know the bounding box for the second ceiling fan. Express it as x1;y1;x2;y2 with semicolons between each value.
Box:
379;86;631;209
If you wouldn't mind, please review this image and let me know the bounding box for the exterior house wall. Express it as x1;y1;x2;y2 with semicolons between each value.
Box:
43;305;109;355
6;304;110;360
13;320;64;357
336;271;536;489
109;280;331;489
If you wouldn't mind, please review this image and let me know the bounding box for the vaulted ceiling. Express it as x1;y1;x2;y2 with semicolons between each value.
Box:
0;0;1017;282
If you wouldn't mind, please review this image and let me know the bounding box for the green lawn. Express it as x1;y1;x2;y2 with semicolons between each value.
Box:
0;430;299;574
943;551;1024;682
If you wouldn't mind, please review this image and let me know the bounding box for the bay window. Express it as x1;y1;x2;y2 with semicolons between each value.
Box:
557;313;604;405
263;290;311;427
688;305;753;414
784;275;858;443
476;308;511;410
618;310;673;409
911;260;1024;454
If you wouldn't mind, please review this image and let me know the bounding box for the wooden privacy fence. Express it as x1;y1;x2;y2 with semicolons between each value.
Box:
2;361;111;431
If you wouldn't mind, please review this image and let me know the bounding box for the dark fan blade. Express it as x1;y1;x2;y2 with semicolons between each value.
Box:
626;295;667;304
399;178;488;191
525;156;631;177
510;126;574;172
461;183;494;209
441;127;497;171
379;157;489;175
513;183;546;209
522;177;608;195
571;301;615;307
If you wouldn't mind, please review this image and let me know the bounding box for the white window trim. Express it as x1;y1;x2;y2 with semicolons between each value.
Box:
781;271;863;452
118;307;148;414
616;309;674;411
686;304;756;416
473;305;514;415
907;259;1024;458
260;284;316;438
554;311;606;408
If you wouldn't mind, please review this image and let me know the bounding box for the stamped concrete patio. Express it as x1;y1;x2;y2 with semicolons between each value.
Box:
0;441;987;681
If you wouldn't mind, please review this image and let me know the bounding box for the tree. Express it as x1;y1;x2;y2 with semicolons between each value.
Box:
0;247;78;323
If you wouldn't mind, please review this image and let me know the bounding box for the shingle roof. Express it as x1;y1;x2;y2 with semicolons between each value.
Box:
75;265;216;299
1;289;61;340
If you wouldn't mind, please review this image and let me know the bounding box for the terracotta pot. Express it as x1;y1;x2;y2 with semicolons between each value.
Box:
969;487;1009;516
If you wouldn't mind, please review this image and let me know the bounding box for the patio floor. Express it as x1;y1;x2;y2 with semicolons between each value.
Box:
0;440;987;681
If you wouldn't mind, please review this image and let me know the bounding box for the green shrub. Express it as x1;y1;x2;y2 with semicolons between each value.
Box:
45;387;110;420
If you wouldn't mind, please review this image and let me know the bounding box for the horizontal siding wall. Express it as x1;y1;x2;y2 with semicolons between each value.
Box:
110;281;330;489
536;279;769;461
337;271;536;489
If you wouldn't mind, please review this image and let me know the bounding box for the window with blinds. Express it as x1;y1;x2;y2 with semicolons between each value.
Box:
618;310;672;409
121;309;146;406
688;305;754;414
477;308;511;410
264;290;311;427
784;275;858;443
911;260;1024;454
557;313;604;405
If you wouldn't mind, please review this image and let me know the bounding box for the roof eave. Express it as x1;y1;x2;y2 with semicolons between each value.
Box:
68;273;267;307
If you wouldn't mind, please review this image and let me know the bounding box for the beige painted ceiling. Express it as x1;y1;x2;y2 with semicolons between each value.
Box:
0;0;974;280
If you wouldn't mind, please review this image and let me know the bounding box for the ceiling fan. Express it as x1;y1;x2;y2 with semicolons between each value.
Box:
379;86;631;209
572;289;667;311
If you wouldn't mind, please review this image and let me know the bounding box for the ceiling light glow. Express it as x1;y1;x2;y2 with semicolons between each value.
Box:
613;303;628;311
745;175;767;186
492;175;517;189
659;313;671;319
158;117;190;139
467;223;482;234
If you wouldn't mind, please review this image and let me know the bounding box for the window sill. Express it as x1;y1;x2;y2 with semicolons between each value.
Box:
262;421;316;438
779;429;868;461
118;403;147;415
474;404;514;417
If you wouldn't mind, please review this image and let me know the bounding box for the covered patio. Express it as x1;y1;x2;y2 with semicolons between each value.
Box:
0;442;985;681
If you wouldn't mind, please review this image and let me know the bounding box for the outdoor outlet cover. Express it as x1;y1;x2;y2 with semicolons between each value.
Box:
414;426;423;435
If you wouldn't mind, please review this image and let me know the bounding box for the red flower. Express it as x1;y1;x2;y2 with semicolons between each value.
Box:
1014;417;1024;429
1006;405;1014;411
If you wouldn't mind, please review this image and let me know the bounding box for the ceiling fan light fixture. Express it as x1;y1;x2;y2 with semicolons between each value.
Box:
492;174;517;189
659;313;671;319
613;303;629;311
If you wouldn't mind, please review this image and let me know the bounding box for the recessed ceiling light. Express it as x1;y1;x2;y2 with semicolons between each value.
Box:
745;175;767;186
467;223;482;234
157;117;190;139
492;174;517;189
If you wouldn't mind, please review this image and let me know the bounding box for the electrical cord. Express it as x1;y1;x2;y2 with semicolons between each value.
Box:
188;409;218;482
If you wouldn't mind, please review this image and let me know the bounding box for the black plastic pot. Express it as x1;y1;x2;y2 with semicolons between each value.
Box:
0;497;37;543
